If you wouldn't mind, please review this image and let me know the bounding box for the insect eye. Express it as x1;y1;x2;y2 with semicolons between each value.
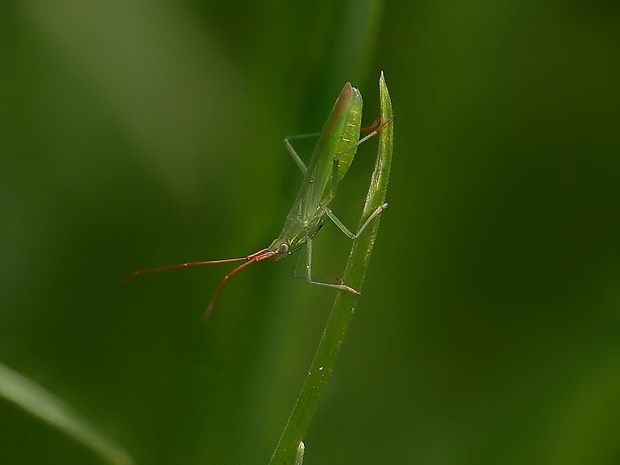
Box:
278;243;289;254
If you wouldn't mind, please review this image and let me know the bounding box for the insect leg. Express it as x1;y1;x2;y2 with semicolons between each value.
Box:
305;237;360;295
325;203;388;240
283;133;321;174
334;115;395;163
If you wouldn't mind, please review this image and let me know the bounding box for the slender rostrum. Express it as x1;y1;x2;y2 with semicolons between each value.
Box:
123;82;390;318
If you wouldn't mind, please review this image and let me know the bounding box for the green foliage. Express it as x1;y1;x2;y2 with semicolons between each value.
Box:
1;1;618;464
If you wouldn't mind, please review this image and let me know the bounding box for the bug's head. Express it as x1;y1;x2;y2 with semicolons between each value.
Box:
267;238;292;261
268;234;308;261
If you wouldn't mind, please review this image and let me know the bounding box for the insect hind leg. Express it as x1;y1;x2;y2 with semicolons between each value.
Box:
334;114;395;163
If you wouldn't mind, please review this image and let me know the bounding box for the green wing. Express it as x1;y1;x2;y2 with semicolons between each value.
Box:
294;82;363;223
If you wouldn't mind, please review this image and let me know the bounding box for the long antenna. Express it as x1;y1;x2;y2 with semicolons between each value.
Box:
119;256;249;284
120;248;276;318
203;248;275;319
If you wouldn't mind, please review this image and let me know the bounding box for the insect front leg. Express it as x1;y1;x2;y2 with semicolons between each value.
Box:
305;237;360;295
325;203;388;240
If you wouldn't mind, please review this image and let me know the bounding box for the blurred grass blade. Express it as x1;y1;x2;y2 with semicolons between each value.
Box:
268;72;394;465
0;361;134;465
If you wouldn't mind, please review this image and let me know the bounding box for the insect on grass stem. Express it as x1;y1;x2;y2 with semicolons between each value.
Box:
122;81;393;318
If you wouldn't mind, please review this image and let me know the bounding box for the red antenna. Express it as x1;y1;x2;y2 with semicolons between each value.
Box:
120;248;275;319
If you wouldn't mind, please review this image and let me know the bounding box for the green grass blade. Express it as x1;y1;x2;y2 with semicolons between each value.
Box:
0;361;134;465
268;72;394;465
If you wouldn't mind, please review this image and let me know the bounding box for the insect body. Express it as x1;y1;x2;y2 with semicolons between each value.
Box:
124;82;389;318
267;83;364;263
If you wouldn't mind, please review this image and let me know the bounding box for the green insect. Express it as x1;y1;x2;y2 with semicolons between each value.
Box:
124;82;391;318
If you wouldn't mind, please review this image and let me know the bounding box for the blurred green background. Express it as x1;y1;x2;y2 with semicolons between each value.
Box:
1;1;619;464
